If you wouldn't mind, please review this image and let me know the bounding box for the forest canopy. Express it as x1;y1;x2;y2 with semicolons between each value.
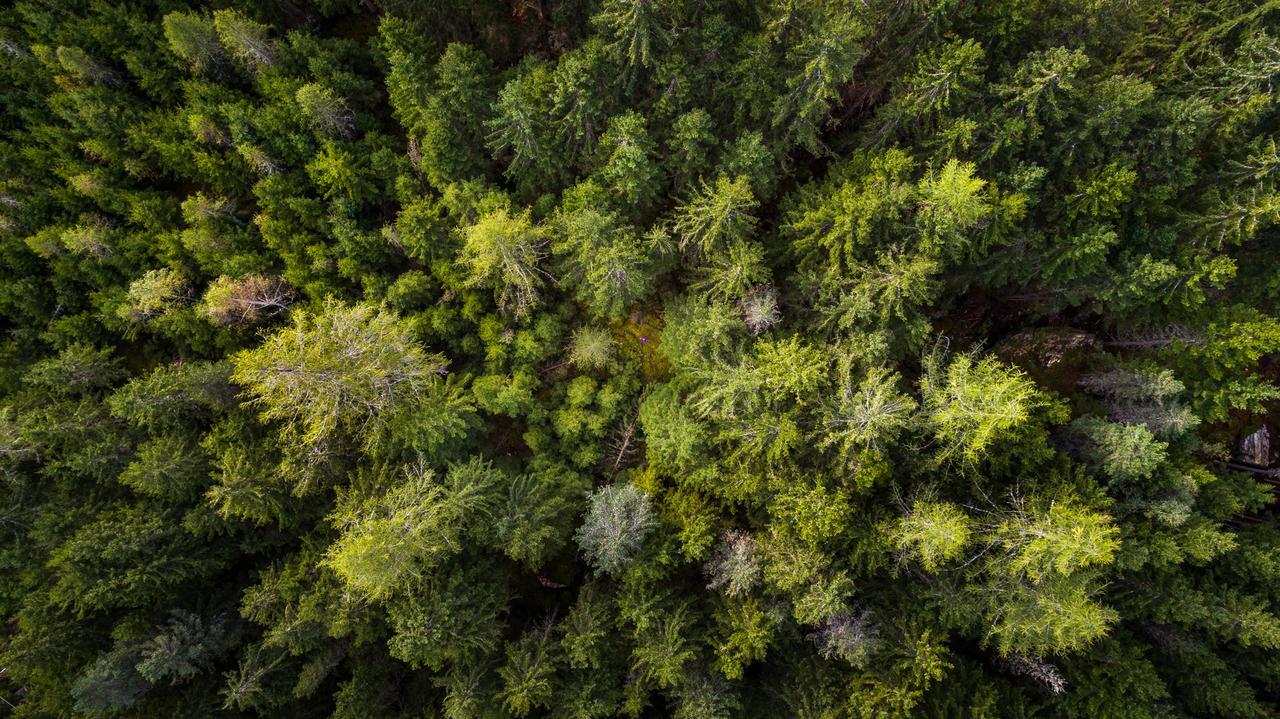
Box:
2;0;1280;717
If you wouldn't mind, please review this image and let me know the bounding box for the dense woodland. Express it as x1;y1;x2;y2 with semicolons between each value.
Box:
2;0;1280;716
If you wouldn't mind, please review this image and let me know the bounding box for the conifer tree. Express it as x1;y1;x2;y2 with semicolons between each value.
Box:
231;301;451;452
200;275;293;326
212;10;276;69
575;483;656;574
162;11;223;75
459;207;550;316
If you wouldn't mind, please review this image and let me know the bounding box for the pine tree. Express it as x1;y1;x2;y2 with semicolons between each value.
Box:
118;434;210;501
162;11;224;75
296;84;356;139
458;207;551;316
772;10;865;153
554;207;652;318
199;274;293;326
891;501;972;572
135;610;234;684
325;458;500;599
119;268;188;323
594;111;662;212
575;483;657;574
499;623;558;717
212;10;277;69
230;301;451;452
487;61;560;187
593;0;671;76
921;352;1042;462
673;175;758;257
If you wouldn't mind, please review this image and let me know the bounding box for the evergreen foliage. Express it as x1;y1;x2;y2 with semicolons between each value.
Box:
1;1;1280;716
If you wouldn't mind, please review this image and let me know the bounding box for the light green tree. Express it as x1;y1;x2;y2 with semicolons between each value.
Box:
673;175;758;257
119;269;188;323
325;458;500;600
891;501;972;572
818;364;916;464
921;352;1041;461
459;208;551;316
916;159;991;254
231;301;450;451
568;325;615;370
296;84;355;139
200;275;293;326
